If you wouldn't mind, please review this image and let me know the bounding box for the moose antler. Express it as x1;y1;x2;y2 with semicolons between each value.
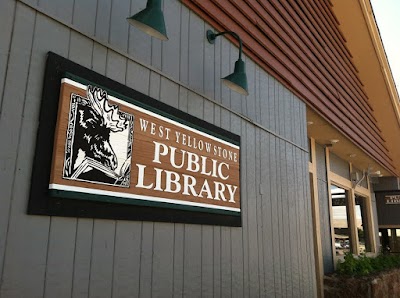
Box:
86;85;128;132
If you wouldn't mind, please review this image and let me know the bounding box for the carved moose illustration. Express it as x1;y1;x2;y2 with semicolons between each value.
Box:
70;86;128;176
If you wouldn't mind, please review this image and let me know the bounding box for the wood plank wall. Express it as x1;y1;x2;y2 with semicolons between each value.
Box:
0;0;316;297
181;0;396;175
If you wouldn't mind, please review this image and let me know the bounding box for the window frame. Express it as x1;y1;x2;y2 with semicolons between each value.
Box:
327;151;376;266
330;184;353;257
308;138;324;297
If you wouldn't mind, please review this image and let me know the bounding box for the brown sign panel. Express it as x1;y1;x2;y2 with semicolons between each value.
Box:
48;78;240;215
385;195;400;205
29;53;241;225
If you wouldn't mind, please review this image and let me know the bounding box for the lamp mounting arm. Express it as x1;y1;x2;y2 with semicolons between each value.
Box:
206;30;243;60
351;170;366;189
206;30;249;95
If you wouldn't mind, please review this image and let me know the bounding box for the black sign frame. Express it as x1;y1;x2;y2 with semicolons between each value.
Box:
28;52;241;227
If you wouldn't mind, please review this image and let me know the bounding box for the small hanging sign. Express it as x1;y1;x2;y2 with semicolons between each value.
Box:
385;195;400;205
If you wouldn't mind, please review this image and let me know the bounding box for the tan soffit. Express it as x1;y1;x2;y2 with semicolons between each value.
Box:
321;0;400;177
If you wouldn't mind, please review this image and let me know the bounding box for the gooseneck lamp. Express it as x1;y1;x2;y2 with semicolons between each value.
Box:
127;0;168;41
206;30;249;96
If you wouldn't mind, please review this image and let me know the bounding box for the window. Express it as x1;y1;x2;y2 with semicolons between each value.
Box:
379;228;400;253
331;185;352;256
329;184;374;258
355;195;372;253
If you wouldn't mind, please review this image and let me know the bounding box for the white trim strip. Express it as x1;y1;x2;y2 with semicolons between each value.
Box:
49;183;241;213
61;78;83;89
61;78;239;149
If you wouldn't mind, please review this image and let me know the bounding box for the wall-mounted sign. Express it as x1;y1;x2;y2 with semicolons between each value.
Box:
50;77;240;214
385;195;400;205
29;52;241;226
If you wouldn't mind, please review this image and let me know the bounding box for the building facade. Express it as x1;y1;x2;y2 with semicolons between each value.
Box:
0;0;399;297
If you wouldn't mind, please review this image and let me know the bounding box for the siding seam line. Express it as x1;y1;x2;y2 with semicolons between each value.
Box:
16;0;308;153
70;218;78;298
0;0;18;286
0;1;17;117
111;221;117;298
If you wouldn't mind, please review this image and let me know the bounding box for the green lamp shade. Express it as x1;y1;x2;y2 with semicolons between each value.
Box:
221;59;249;96
127;0;168;41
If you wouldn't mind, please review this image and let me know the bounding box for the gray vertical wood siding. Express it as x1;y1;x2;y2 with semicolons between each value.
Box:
0;0;316;297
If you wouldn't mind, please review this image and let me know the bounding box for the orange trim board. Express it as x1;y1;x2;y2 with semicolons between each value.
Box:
48;78;241;214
